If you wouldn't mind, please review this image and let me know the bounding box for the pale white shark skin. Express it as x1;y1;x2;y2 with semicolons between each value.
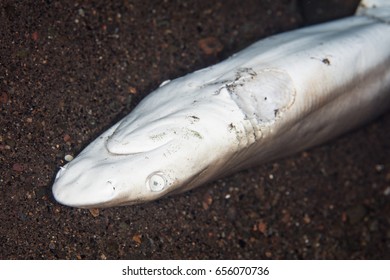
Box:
52;3;390;208
357;0;390;12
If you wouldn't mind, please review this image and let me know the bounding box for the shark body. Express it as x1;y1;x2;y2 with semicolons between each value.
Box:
53;1;390;208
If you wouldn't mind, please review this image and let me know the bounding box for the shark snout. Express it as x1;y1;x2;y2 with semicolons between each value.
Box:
52;161;119;208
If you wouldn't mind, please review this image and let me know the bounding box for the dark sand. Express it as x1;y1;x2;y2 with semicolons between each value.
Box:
1;0;389;259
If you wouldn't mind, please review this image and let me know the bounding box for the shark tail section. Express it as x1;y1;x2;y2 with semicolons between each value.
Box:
356;0;390;22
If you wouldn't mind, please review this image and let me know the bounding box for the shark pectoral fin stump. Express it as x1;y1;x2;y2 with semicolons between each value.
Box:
52;0;390;208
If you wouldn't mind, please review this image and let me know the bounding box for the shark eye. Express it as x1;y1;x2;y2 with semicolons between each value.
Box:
147;172;167;192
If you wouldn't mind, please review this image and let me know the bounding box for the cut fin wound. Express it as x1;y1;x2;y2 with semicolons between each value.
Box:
227;68;295;127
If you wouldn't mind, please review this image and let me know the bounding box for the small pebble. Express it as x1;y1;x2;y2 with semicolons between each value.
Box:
128;86;137;94
132;234;142;245
198;37;223;55
78;8;85;17
31;31;39;41
257;221;267;235
12;163;24;172
383;186;390;196
385;172;390;182
301;151;310;158
375;164;385;172
64;154;74;162
63;134;71;142
0;92;8;105
202;192;213;210
303;213;311;224
281;210;290;224
89;208;99;217
341;212;347;223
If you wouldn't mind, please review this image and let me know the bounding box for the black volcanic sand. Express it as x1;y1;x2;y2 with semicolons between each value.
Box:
1;0;389;259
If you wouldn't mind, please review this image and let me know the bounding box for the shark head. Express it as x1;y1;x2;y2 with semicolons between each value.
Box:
52;65;296;208
52;75;247;208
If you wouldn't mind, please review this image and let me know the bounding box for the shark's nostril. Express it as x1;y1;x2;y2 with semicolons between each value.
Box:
147;172;167;192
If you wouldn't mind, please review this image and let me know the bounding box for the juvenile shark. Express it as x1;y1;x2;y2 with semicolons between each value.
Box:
52;0;390;208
